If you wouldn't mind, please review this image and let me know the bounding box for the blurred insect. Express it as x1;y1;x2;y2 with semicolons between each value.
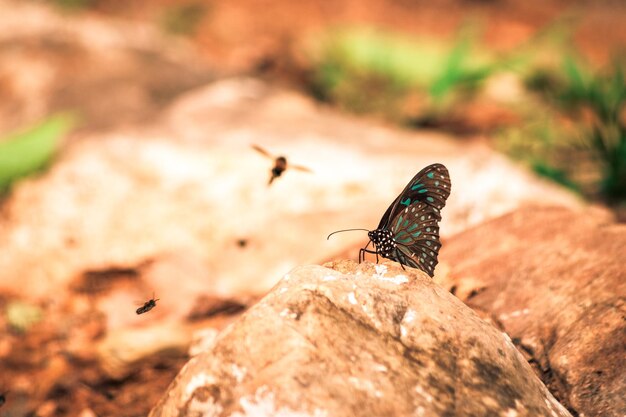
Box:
251;144;312;185
327;163;451;277
136;293;159;315
236;238;248;248
0;391;7;407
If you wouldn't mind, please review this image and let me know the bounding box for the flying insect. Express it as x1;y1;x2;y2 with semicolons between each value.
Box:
136;293;159;315
251;144;312;185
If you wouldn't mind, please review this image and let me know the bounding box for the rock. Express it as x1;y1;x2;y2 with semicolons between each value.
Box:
0;0;214;133
0;78;580;303
149;260;571;417
437;206;626;417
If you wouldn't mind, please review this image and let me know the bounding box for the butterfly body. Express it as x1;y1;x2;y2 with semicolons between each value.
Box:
330;163;450;277
367;229;396;259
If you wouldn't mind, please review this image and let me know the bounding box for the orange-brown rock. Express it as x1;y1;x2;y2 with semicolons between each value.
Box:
437;206;626;417
0;0;214;133
150;261;571;417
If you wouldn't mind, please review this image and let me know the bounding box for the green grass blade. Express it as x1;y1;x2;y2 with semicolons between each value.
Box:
0;114;76;194
429;35;472;101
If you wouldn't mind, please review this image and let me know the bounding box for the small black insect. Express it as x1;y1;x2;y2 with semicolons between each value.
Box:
236;238;248;248
328;163;451;277
251;144;312;185
0;391;7;407
136;293;159;315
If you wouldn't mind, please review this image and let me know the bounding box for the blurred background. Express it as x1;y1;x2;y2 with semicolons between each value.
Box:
0;0;624;416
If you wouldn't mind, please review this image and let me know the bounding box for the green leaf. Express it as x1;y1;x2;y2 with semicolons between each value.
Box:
0;114;76;194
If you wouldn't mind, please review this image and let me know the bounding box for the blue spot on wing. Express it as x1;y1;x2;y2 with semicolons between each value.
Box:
426;196;434;203
395;215;403;231
400;198;411;206
427;172;435;179
411;183;424;191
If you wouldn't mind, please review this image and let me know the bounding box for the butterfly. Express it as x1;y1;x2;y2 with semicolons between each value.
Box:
328;163;451;277
251;144;313;185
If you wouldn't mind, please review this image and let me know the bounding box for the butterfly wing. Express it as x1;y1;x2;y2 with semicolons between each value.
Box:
377;163;451;229
388;202;443;277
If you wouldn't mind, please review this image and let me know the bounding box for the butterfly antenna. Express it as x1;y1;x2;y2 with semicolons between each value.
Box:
327;228;370;240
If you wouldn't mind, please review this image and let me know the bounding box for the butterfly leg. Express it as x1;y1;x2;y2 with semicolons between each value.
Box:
359;240;373;263
360;248;371;263
360;248;379;262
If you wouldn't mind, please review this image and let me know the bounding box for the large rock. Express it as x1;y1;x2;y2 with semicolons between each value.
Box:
437;206;626;417
0;78;580;302
150;260;571;417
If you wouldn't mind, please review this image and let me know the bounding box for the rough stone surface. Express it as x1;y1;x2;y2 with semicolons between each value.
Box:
150;260;571;417
437;206;626;417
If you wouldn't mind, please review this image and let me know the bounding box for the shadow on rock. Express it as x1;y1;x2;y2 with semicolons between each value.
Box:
438;206;625;417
